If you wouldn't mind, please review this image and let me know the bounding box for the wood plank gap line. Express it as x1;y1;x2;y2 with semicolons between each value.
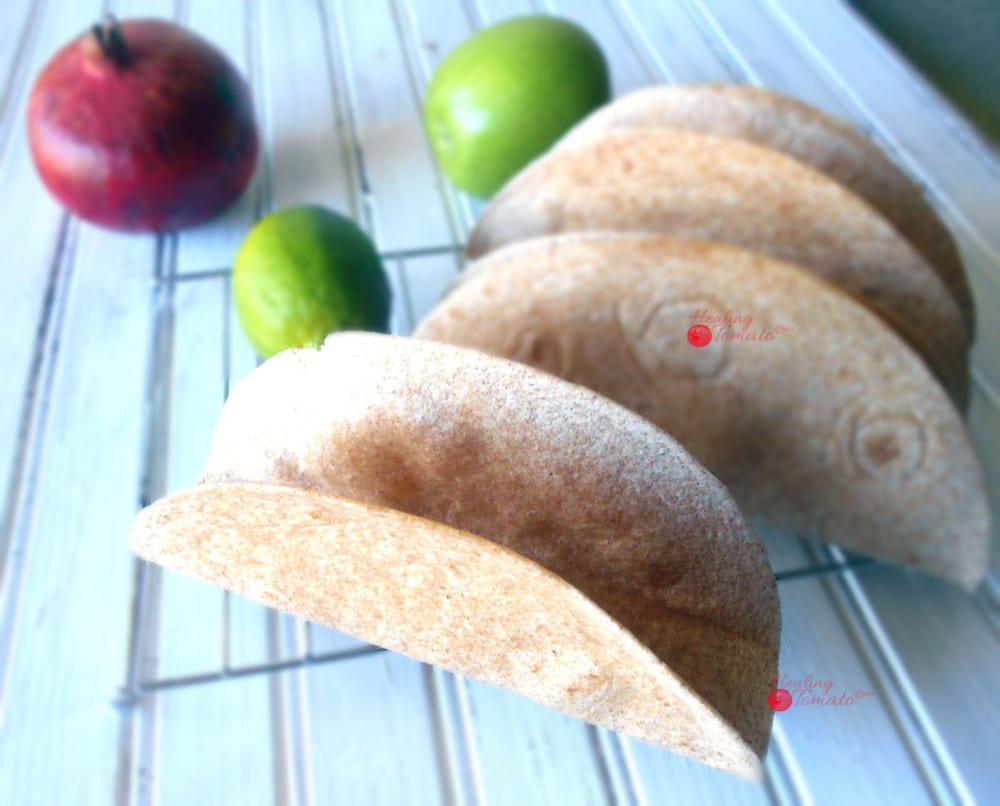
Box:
0;213;75;717
686;0;763;85
613;737;649;806
460;0;484;30
245;0;272;223
425;666;480;806
267;611;299;806
321;0;378;235
395;256;417;334
243;7;310;802
675;0;742;82
797;0;1000;181
313;0;364;223
115;560;164;806
817;545;975;805
115;233;178;806
586;726;634;806
974;576;1000;639
970;367;1000;416
453;675;489;806
221;273;232;406
763;719;813;806
266;614;316;806
0;0;48;174
603;0;674;83
759;0;1000;272
288;629;316;806
0;211;70;593
391;0;475;239
602;731;644;806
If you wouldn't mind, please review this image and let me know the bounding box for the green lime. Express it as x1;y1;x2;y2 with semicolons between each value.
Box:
233;205;390;358
424;15;610;199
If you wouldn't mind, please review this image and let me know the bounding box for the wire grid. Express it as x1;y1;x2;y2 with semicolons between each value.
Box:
115;0;900;699
97;3;996;803
121;230;886;700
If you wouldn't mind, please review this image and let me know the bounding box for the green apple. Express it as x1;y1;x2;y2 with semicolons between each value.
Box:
424;16;610;199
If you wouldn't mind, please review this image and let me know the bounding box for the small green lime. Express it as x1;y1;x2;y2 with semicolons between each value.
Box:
424;16;610;199
233;205;390;358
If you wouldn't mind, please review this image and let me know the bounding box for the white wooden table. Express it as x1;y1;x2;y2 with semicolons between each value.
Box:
0;1;997;804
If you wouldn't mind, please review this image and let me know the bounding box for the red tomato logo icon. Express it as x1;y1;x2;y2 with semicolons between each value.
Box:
687;324;712;347
768;688;792;711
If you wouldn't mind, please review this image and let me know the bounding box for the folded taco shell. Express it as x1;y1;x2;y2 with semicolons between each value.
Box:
466;128;969;408
557;83;973;332
418;235;991;589
132;333;780;777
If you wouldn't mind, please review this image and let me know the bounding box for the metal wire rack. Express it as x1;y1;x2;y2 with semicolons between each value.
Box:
118;1;998;802
0;0;996;803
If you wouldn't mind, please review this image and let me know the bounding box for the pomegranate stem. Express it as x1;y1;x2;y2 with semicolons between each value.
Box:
91;14;129;66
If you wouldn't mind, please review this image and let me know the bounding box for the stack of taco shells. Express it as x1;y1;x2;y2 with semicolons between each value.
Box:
417;83;990;590
132;84;992;781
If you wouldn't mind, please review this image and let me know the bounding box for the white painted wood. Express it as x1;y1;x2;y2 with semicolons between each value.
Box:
173;0;262;275
821;558;998;803
0;0;100;590
457;677;616;805
759;0;1000;398
0;0;40;129
0;0;997;804
324;0;460;252
475;0;543;26
0;221;154;805
545;0;657;95
760;532;937;805
763;0;1000;249
305;653;448;805
257;0;357;217
393;0;479;235
114;0;176;21
615;0;741;83
396;253;462;332
156;278;228;681
155;676;276;806
622;736;775;805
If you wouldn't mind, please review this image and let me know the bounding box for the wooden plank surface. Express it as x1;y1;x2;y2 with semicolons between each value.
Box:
0;0;996;804
0;217;154;805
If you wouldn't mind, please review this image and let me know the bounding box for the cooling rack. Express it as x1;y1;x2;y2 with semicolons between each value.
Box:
0;0;997;804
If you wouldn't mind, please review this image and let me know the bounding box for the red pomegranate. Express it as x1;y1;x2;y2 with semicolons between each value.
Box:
27;15;259;233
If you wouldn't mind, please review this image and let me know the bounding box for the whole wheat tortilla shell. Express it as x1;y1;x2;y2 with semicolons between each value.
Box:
131;332;780;776
466;128;969;408
556;83;974;333
417;234;991;589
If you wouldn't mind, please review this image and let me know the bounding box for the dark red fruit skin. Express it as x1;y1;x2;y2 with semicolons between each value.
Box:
27;18;259;233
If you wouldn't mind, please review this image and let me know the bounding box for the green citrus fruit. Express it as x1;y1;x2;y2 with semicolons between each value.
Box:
424;16;610;199
233;205;391;358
